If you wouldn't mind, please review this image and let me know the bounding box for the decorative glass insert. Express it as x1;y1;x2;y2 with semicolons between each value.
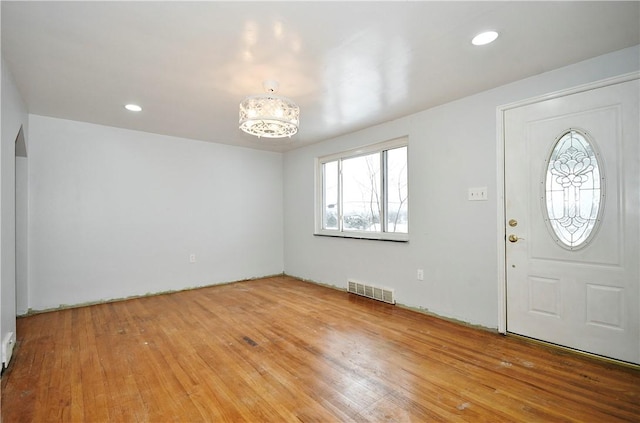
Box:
544;129;604;249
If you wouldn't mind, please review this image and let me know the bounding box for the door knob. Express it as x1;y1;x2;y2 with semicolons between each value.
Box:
508;234;524;242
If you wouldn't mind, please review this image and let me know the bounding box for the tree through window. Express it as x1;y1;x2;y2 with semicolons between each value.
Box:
316;138;408;241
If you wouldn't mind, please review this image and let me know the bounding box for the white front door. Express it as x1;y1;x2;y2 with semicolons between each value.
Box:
504;76;639;364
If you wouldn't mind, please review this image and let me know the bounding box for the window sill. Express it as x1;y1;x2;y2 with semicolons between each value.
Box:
314;230;409;242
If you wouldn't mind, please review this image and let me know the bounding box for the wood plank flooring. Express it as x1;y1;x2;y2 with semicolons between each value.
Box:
2;275;639;422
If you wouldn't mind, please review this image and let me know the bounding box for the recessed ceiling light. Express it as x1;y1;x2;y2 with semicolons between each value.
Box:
124;104;142;112
472;31;499;46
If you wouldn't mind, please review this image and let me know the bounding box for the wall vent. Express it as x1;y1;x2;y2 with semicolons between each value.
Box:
348;281;395;304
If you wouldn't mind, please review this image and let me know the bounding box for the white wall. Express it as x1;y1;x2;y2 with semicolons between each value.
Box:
27;115;284;311
16;155;28;315
10;45;640;326
1;57;28;364
283;46;640;329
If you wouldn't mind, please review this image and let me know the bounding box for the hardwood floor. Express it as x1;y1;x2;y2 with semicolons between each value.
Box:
2;275;639;422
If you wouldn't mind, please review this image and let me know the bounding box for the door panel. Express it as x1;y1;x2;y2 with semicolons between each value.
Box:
504;78;639;364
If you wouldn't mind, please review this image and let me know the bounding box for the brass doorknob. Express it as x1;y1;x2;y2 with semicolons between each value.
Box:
508;234;523;243
508;219;518;227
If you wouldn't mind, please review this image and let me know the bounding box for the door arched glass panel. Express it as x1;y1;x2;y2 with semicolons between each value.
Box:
543;129;604;250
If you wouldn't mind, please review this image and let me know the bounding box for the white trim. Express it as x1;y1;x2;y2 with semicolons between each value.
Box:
500;71;640;112
496;107;507;334
315;230;409;242
496;71;640;335
317;137;408;164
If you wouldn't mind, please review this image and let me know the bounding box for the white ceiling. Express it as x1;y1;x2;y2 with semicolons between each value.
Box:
2;1;639;152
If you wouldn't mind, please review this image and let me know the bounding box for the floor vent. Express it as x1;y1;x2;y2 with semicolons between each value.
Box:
348;281;395;304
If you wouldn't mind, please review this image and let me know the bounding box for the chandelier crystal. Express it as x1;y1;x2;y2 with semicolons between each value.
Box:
239;81;299;139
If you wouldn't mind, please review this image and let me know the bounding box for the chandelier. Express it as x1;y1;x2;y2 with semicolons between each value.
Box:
239;80;299;139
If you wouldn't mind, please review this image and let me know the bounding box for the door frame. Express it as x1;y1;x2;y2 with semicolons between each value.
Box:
496;71;640;334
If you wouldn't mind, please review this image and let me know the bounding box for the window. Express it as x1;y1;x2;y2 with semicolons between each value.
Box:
316;137;408;241
543;129;604;249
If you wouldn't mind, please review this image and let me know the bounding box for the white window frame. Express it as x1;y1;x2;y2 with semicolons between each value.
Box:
315;137;409;242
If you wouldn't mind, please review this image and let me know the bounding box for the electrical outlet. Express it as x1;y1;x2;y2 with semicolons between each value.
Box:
189;253;196;263
468;187;488;201
417;269;424;281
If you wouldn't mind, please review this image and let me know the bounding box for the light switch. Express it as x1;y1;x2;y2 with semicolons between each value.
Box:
468;187;488;201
